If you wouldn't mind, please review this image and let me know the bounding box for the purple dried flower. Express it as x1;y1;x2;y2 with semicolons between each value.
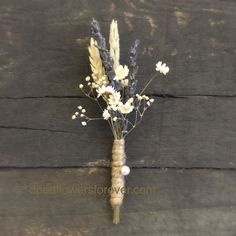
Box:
125;39;140;97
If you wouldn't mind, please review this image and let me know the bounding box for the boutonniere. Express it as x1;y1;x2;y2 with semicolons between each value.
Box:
72;19;169;224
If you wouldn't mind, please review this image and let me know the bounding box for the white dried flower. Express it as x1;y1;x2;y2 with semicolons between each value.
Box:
119;104;133;114
92;82;98;88
81;121;87;126
82;109;86;113
156;61;169;75
72;115;76;120
102;109;111;120
118;98;134;114
108;91;121;106
114;65;129;81
127;98;134;103
79;84;84;89
150;98;155;103
78;106;82;110
80;114;84;117
75;112;79;115
96;85;115;97
109;97;121;111
136;94;143;101
85;76;90;81
87;82;91;86
142;95;149;100
122;79;129;87
113;117;118;122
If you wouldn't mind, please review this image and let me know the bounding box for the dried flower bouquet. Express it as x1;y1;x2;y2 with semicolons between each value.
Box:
72;19;169;224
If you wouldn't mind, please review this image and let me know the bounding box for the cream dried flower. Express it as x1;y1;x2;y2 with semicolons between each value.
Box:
135;94;143;101
103;109;111;120
121;79;129;87
96;85;115;97
85;76;90;81
114;65;129;81
118;98;134;114
142;95;149;100
150;98;155;103
108;91;121;107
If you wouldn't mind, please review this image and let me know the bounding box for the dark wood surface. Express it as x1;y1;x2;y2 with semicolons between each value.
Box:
0;97;236;168
1;168;236;236
0;0;235;97
0;0;236;235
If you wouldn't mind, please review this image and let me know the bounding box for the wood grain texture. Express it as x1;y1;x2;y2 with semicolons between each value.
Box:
0;0;235;234
0;0;235;97
0;168;236;235
0;96;236;168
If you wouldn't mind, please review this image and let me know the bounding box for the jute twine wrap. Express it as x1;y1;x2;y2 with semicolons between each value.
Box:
110;138;126;224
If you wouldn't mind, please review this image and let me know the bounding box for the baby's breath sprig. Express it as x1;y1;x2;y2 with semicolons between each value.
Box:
72;105;103;126
72;19;170;224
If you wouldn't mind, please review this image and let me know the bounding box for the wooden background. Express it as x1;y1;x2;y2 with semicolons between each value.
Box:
0;0;236;235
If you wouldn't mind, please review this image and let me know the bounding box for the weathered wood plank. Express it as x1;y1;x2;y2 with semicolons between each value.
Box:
0;97;236;168
0;168;235;235
0;0;235;97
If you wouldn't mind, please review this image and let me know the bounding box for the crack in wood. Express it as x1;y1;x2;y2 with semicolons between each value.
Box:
0;166;235;171
0;125;78;135
1;94;236;100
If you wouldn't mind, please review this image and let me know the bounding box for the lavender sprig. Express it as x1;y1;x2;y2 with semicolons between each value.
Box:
91;20;114;79
128;39;140;96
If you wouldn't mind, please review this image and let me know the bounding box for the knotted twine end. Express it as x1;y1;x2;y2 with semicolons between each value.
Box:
110;138;126;224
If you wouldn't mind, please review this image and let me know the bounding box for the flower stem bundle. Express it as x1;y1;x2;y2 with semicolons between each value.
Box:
72;19;169;224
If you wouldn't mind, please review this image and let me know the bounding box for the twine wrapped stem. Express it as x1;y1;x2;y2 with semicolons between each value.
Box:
110;138;126;224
